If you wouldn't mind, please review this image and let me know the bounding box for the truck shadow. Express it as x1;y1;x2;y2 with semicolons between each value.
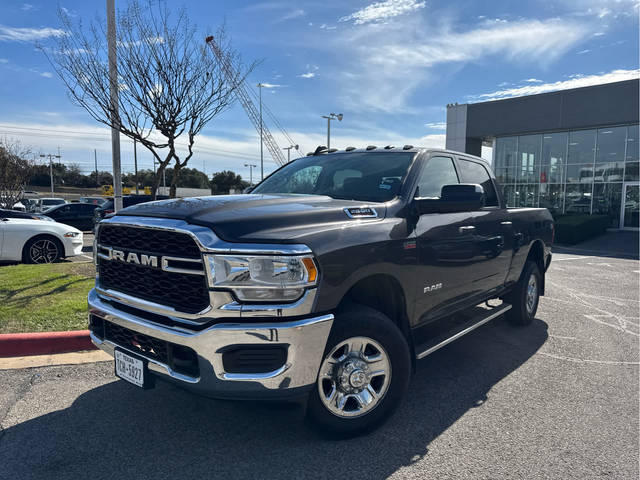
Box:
2;317;548;480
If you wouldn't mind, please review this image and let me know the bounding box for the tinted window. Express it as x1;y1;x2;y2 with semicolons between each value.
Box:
416;156;459;198
457;159;499;207
253;153;414;202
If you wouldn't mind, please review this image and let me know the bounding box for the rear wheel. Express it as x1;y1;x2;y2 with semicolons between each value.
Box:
306;305;411;437
22;236;63;264
504;261;541;326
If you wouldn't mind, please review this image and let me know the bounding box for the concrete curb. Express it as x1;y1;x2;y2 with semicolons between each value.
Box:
0;330;96;358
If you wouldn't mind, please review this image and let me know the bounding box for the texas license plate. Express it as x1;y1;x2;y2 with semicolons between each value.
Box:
115;349;146;388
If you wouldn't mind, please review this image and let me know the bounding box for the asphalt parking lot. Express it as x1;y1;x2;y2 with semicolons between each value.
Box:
1;248;638;479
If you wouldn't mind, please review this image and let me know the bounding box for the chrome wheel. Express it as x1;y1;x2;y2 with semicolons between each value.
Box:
526;274;538;315
317;336;391;418
29;239;59;263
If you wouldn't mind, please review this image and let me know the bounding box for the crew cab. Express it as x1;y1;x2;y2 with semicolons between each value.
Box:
88;147;552;436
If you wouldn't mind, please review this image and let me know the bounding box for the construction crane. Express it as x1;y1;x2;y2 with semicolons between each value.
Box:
205;36;298;168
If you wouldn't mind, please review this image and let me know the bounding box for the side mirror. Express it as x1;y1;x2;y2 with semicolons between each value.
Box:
414;184;485;214
243;186;254;194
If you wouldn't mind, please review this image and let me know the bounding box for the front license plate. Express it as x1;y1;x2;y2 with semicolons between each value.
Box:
115;349;146;388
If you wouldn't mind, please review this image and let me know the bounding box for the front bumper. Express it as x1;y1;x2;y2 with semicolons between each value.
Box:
88;289;333;399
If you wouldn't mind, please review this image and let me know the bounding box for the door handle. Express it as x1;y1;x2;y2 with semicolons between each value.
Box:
500;221;512;226
459;225;476;234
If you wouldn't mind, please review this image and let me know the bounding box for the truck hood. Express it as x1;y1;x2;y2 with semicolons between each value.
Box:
116;194;386;242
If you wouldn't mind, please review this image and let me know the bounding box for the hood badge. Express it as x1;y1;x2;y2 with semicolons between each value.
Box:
344;207;378;219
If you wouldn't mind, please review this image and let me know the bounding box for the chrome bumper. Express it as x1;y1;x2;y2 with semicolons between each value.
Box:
88;288;334;398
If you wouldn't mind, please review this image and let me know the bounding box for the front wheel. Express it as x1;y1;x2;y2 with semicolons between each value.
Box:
306;305;411;437
22;236;63;264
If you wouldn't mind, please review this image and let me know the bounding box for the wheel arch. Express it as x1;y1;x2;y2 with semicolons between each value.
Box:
524;239;545;295
336;273;415;370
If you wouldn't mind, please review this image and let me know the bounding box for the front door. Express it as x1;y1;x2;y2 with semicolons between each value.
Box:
621;183;639;230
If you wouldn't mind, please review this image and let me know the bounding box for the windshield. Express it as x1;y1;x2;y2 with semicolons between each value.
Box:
251;152;415;202
43;199;65;205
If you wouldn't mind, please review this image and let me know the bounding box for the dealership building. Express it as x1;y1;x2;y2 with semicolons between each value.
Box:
446;79;639;229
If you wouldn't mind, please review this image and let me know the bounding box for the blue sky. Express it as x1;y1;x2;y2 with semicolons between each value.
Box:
0;0;638;180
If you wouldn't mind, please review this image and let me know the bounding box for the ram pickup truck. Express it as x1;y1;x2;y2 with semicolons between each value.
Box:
89;147;553;436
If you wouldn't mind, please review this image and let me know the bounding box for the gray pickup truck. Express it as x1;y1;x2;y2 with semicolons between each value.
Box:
89;147;553;436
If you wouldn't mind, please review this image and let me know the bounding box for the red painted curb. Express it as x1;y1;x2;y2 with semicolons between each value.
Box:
0;330;97;358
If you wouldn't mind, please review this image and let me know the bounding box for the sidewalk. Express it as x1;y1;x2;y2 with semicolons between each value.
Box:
553;230;639;260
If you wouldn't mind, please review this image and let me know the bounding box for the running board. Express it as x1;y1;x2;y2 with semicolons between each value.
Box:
415;303;512;360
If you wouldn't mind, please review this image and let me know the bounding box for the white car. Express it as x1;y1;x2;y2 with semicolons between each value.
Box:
35;198;67;213
0;217;83;263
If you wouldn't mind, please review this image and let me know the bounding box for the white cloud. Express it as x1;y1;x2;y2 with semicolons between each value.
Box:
577;49;591;54
298;72;316;78
258;83;282;88
21;3;36;11
0;25;66;42
319;24;337;30
337;18;590;112
275;9;305;23
340;0;426;25
0;58;8;64
524;78;543;83
40;71;53;78
593;31;605;36
424;122;446;130
470;69;640;101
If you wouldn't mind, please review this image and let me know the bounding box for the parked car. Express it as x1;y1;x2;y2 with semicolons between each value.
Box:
44;202;101;231
79;196;108;206
35;197;66;213
0;217;83;263
20;198;39;212
0;209;54;221
12;201;26;212
93;195;169;225
89;147;553;436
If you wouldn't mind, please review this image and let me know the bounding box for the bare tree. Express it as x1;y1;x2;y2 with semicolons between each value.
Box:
0;139;32;210
43;0;251;199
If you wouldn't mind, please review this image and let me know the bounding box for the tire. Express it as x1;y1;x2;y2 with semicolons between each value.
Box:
504;261;541;326
22;236;64;264
306;304;411;438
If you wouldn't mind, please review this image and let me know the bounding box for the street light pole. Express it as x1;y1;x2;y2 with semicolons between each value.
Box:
106;0;123;212
282;145;299;163
40;153;61;196
257;83;265;181
321;113;343;150
133;139;139;195
244;163;257;185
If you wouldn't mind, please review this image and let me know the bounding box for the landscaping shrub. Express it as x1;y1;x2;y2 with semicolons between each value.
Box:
553;214;611;245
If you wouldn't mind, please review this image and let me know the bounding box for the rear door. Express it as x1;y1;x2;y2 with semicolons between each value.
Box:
455;157;513;297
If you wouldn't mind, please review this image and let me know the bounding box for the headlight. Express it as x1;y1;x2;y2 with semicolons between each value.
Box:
205;254;318;302
64;232;80;238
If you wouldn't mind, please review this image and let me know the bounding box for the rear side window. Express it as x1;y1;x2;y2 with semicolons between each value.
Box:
416;156;459;198
456;159;499;207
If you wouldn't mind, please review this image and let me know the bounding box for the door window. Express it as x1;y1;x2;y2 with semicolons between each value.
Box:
457;159;499;207
416;156;459;198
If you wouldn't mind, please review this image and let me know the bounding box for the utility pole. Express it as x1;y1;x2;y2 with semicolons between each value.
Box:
283;145;299;163
133;139;139;195
106;0;123;212
94;149;98;186
321;113;343;150
40;154;61;196
244;163;257;185
257;83;264;180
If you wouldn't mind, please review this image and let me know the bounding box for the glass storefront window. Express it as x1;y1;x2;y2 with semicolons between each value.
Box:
541;132;567;184
513;184;539;207
594;161;625;182
568;129;596;164
502;184;516;207
596;126;626;165
626;125;639;162
592;183;622;227
625;162;639;181
564;184;592;214
516;135;541;183
494;137;517;183
566;164;593;184
539;184;564;214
